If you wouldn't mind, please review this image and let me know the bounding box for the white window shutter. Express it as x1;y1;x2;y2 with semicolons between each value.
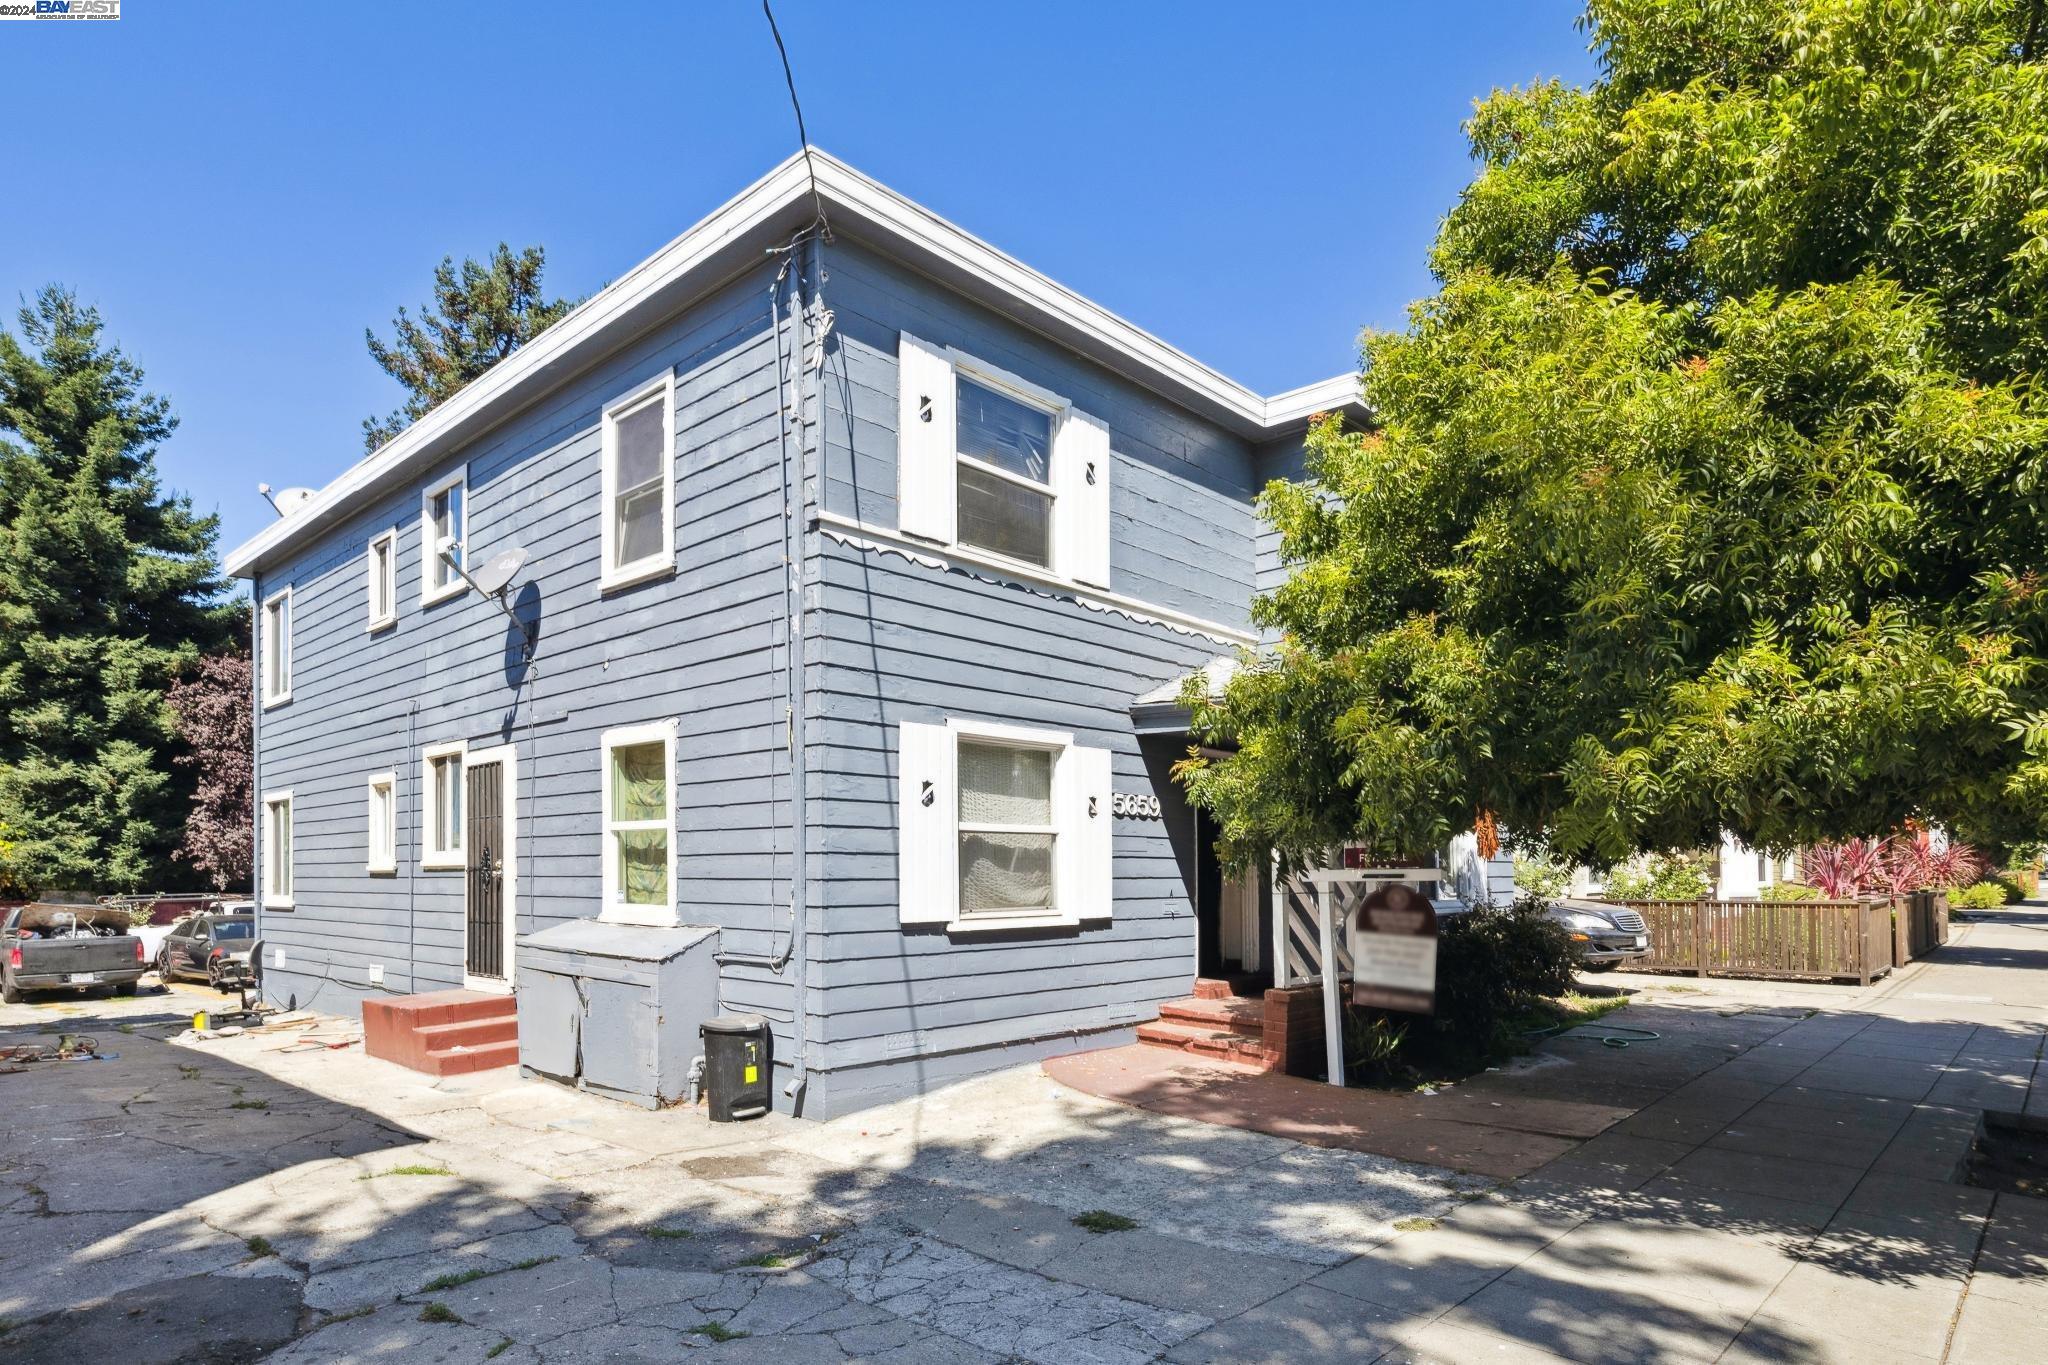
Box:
897;721;958;925
1055;410;1111;587
896;333;957;544
1055;744;1114;920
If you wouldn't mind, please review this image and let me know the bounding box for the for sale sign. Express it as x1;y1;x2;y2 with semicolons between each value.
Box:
1349;881;1439;1015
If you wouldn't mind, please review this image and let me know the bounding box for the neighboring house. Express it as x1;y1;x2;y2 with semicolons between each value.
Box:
225;150;1453;1117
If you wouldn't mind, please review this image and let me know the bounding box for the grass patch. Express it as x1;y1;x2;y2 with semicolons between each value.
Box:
486;1338;514;1360
358;1164;453;1180
323;1305;375;1324
734;1252;786;1268
417;1302;463;1325
419;1256;557;1293
229;1099;269;1111
1070;1210;1139;1234
689;1322;747;1342
1657;984;1705;994
645;1225;693;1240
1392;1216;1440;1232
245;1235;275;1259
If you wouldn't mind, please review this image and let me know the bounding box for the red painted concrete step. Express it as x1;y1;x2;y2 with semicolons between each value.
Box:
363;989;518;1076
1158;995;1265;1035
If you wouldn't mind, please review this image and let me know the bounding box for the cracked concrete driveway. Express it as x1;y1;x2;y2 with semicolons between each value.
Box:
0;984;1490;1363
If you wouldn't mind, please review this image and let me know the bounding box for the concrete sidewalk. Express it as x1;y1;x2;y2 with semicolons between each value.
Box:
0;909;2040;1362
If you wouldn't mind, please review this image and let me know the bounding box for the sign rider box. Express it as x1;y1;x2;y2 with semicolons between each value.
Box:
1349;881;1439;1015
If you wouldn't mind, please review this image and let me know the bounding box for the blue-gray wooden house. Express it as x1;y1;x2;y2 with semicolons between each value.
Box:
225;151;1418;1117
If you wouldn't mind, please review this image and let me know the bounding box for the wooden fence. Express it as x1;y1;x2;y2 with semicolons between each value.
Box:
1609;890;1950;986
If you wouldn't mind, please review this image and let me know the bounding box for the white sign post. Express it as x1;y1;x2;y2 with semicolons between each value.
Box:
1306;867;1441;1088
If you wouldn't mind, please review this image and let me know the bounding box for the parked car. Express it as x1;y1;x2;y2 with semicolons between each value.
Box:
2;903;147;1003
1551;899;1652;970
155;912;257;989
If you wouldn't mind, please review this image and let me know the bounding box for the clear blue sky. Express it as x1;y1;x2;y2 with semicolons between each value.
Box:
2;2;1595;568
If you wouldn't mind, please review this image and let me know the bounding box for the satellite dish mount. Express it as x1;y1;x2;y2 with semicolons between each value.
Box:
437;540;536;661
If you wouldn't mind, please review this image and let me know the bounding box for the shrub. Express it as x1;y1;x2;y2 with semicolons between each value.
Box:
1605;852;1713;901
1992;872;2031;901
1425;901;1577;1068
1512;854;1572;900
1950;881;2012;909
1758;883;1821;901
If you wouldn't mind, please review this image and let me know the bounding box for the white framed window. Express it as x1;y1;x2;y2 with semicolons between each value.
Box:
896;717;1112;932
259;587;292;707
366;529;398;631
600;372;676;590
896;334;1111;588
365;771;397;874
420;469;467;605
600;720;677;926
261;790;294;909
420;740;465;870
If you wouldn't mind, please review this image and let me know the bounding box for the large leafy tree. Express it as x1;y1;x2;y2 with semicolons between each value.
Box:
0;288;235;892
1184;0;2048;870
362;243;578;451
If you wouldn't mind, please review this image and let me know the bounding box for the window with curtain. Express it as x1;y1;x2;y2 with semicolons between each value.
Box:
955;376;1053;567
957;739;1056;919
607;739;670;908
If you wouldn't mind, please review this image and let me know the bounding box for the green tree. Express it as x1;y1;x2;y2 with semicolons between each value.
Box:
1183;0;2048;871
0;287;235;892
362;243;578;451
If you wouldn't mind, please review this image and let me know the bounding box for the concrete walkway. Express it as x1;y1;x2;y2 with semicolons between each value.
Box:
0;908;2040;1362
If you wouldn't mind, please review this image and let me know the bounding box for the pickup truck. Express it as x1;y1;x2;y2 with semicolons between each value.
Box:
2;904;147;1003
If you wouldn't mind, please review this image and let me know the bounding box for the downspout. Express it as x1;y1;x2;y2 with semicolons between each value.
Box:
249;580;265;1002
781;239;818;1104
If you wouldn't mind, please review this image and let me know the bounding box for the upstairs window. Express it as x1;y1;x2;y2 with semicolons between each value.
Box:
366;529;397;631
366;771;397;874
260;587;292;706
421;470;466;604
895;334;1111;588
955;377;1054;568
600;374;676;590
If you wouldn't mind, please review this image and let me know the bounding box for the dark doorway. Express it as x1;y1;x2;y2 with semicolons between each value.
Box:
465;758;506;981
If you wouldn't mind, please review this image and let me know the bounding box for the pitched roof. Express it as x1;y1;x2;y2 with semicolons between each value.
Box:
226;149;1363;578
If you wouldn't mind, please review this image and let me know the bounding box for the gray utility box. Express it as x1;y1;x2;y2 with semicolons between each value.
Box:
516;920;718;1109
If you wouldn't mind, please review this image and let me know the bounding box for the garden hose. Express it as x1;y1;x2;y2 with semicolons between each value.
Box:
1524;1022;1664;1049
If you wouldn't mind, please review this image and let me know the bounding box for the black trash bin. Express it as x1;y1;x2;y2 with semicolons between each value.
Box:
700;1014;772;1121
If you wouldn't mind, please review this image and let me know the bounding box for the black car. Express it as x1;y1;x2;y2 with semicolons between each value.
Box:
155;913;256;988
1550;899;1652;970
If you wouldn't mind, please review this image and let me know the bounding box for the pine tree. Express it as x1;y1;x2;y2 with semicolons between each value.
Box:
0;287;235;893
361;243;578;452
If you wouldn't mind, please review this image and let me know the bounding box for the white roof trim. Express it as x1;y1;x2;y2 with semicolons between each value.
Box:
227;149;1366;579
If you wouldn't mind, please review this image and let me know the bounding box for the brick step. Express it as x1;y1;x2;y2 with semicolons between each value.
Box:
1191;978;1238;1000
415;1015;518;1050
1135;1019;1278;1069
418;1040;521;1077
1158;996;1265;1037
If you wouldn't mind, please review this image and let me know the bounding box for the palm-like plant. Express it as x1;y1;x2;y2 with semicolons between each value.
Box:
1802;829;1984;898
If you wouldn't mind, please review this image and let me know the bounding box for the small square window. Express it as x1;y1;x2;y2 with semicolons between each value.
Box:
260;588;292;706
955;377;1054;569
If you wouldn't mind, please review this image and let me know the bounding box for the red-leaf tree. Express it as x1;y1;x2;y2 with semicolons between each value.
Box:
166;652;252;891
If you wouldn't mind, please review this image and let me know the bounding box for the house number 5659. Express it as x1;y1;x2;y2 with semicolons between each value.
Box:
1111;792;1162;819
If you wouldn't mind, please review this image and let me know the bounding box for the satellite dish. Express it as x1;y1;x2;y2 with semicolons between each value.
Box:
469;546;528;597
273;487;317;515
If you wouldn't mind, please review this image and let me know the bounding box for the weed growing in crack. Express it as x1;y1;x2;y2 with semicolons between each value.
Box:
358;1164;453;1180
689;1322;747;1342
1393;1216;1440;1232
420;1256;557;1293
417;1302;463;1325
734;1252;785;1269
323;1306;374;1324
177;1065;200;1079
1071;1210;1138;1234
245;1235;276;1259
229;1100;269;1111
486;1338;513;1359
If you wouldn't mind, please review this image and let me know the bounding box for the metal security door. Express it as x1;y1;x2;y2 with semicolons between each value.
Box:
465;759;505;981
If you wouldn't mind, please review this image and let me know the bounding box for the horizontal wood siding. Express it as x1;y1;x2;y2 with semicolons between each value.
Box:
252;261;798;1049
818;240;1261;631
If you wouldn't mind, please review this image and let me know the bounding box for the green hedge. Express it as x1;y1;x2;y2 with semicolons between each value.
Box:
1950;881;2013;909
